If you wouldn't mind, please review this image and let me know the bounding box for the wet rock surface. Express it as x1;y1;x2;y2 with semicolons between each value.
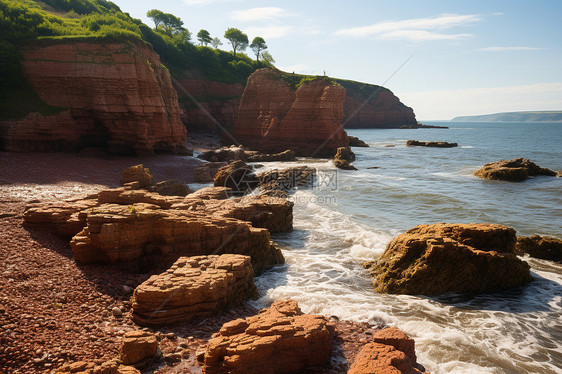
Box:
474;158;558;182
516;235;562;263
406;140;458;148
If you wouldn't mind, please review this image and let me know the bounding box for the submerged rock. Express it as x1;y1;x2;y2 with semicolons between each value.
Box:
364;223;532;295
406;140;457;148
203;299;334;374
131;255;258;326
474;158;558;182
516;235;562;263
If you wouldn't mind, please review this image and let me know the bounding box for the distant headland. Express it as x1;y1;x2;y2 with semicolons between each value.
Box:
451;111;562;123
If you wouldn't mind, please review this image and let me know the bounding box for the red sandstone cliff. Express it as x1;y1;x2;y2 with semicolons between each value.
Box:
343;85;417;128
1;40;187;155
233;68;349;157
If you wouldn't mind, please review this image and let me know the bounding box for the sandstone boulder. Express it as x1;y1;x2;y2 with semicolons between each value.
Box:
213;160;259;196
203;299;334;374
334;146;357;170
148;180;192;197
348;327;427;374
131;255;258;325
364;223;532;295
194;162;228;183
245;149;296;162
233;68;349;157
121;165;153;188
516;235;562;263
474;158;558;182
348;136;369;147
406;140;457;148
198;146;246;162
120;331;158;365
258;166;316;193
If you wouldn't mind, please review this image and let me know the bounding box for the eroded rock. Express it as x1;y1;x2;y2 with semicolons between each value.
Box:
364;223;532;295
120;331;158;365
474;158;558;182
194;162;228;183
213;160;259;196
516;235;562;263
131;255;258;326
333;146;357;170
406;140;457;148
203;299;334;374
348;136;369;147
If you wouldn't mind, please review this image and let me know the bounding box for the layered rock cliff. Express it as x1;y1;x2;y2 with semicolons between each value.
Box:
232;68;349;157
0;40;187;155
340;81;417;128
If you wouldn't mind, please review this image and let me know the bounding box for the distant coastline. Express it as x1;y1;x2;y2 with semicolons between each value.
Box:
451;111;562;123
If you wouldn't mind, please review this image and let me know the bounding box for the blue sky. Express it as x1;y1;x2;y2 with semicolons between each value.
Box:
111;0;562;120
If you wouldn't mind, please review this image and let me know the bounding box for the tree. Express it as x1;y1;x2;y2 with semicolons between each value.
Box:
175;29;192;44
211;37;222;49
196;29;212;46
261;51;275;66
146;9;184;35
224;28;248;57
250;36;267;62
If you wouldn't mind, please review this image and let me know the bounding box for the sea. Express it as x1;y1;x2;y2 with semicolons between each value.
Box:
246;122;562;374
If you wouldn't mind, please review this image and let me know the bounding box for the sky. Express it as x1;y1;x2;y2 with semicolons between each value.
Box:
110;0;562;120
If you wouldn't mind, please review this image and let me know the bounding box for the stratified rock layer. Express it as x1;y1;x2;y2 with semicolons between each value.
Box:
2;41;187;154
516;235;562;263
365;223;532;295
24;183;290;274
348;327;427;374
474;158;558;182
203;299;334;374
120;331;158;365
131;255;258;325
233;68;349;157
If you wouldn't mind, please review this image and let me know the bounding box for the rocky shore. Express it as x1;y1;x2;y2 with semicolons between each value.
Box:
0;151;428;374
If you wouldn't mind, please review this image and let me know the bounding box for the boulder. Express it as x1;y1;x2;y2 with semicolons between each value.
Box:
198;146;246;162
194;162;228;183
474;158;558;182
333;146;357;170
120;331;158;365
348;327;427;374
516;235;562;262
406;140;457;148
258;166;316;193
245;149;296;162
232;68;349;157
131;255;258;326
203;299;334;374
348;136;369;147
364;223;532;295
213;160;259;196
148;180;192;197
121;165;153;188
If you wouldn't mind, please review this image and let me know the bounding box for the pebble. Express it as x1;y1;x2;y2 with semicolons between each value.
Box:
111;307;122;318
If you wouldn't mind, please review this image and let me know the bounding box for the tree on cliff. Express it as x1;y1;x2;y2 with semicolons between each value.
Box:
211;37;223;49
249;37;267;62
261;51;275;66
224;28;248;57
197;29;212;46
146;9;185;35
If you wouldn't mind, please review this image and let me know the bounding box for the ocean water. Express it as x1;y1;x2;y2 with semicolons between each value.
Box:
250;122;562;374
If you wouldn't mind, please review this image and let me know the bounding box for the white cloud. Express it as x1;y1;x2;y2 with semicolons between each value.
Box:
334;14;480;41
232;7;288;21
379;30;472;42
478;46;543;52
398;83;562;120
244;25;292;39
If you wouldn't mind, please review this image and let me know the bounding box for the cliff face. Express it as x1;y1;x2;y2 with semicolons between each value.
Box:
233;68;348;157
1;40;187;154
175;78;243;133
341;83;417;128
